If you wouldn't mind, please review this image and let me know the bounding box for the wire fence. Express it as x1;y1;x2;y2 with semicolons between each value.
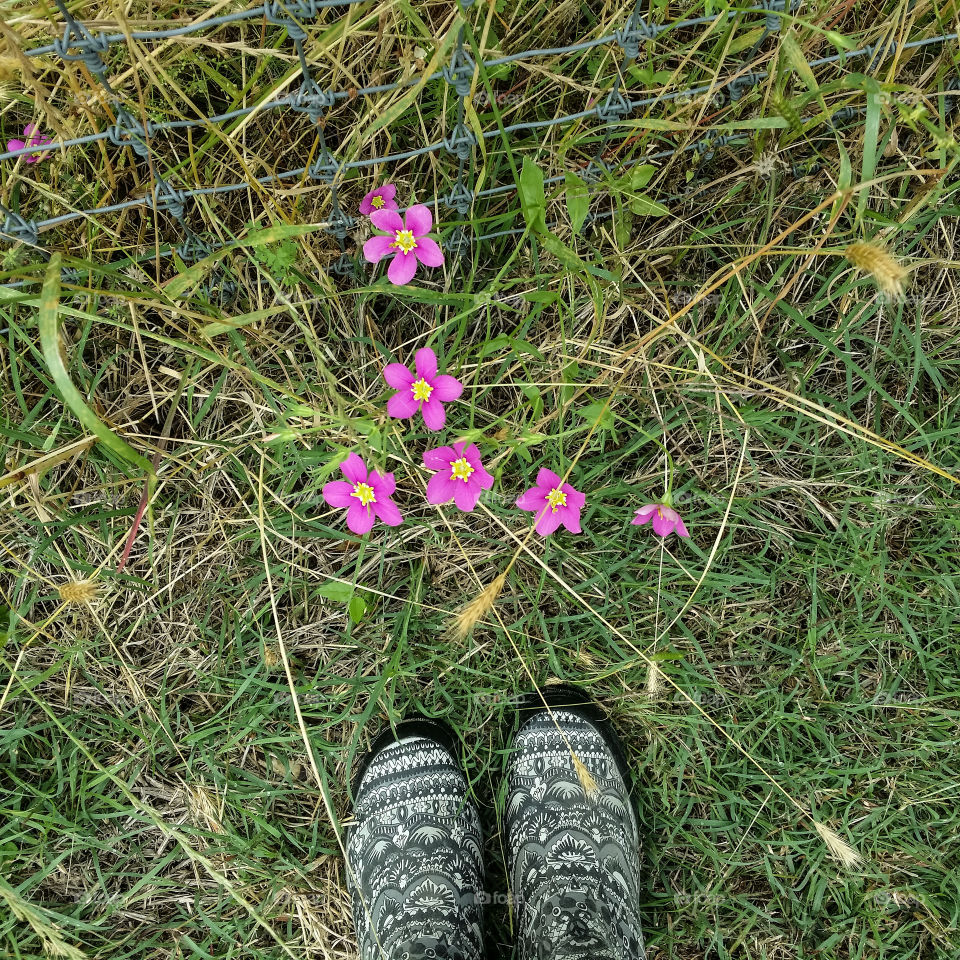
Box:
1;0;957;299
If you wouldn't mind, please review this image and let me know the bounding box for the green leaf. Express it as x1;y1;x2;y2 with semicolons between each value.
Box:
578;400;614;430
630;164;657;190
629;194;670;217
348;594;367;624
614;208;633;247
539;233;586;270
317;581;354;603
39;256;154;478
519;157;546;234
564;171;590;233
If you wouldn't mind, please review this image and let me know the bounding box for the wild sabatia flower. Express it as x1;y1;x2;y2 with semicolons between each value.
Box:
845;241;906;299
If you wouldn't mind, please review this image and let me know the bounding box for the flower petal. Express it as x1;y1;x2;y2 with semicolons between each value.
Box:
634;503;658;520
560;505;582;534
414;236;444;268
516;487;546;512
414;347;438;380
427;472;457;505
431;374;462;402
536;467;562;491
630;510;652;526
534;509;563;536
23;124;39;137
453;480;481;512
370;209;404;233
363;234;395;264
370;470;395;498
423;445;457;470
380;183;397;200
405;204;432;237
420;397;446;431
387;250;418;285
383;362;414;389
322;480;355;508
346;503;375;535
563;485;586;510
373;496;403;526
650;510;674;537
675;516;690;538
340;452;368;485
359;192;374;215
7;139;25;152
387;389;420;419
472;463;495;490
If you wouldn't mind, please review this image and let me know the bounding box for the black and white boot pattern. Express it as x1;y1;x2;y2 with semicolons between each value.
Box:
505;693;646;960
346;726;485;960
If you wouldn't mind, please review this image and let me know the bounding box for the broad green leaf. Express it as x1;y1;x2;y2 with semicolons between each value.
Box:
579;400;614;430
781;31;827;112
519;157;546;234
630;194;670;217
39;256;154;478
317;581;354;603
630;164;657;190
348;594;367;624
564;171;590;232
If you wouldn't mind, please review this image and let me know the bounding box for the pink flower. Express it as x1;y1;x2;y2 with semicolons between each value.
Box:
423;442;494;512
359;183;398;215
516;468;586;536
6;123;53;164
321;452;403;535
363;204;444;285
383;347;463;431
632;503;689;538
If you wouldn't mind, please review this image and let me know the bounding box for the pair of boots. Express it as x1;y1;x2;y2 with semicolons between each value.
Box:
346;685;646;960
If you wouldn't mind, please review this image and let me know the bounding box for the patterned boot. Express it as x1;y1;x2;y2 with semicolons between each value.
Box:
505;686;646;960
346;718;486;960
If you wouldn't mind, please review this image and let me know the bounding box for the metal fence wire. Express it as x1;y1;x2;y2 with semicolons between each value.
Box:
1;0;957;298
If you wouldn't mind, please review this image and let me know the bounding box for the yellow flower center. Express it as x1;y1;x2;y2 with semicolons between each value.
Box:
351;482;376;507
372;195;385;209
411;378;434;402
450;457;474;482
546;488;567;512
391;228;418;254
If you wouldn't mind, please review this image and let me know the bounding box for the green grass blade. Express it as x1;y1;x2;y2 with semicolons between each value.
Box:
38;255;154;478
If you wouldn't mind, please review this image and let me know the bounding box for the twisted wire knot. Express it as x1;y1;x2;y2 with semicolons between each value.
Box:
308;147;341;182
442;45;476;98
442;122;477;159
761;0;786;32
53;20;110;76
290;82;337;122
444;224;471;257
2;212;40;247
728;72;764;102
615;15;659;60
582;158;609;184
177;233;214;263
265;2;308;41
154;178;188;221
445;181;474;215
330;252;355;277
596;87;632;122
829;105;859;127
325;203;355;241
694;133;739;160
108;107;152;159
